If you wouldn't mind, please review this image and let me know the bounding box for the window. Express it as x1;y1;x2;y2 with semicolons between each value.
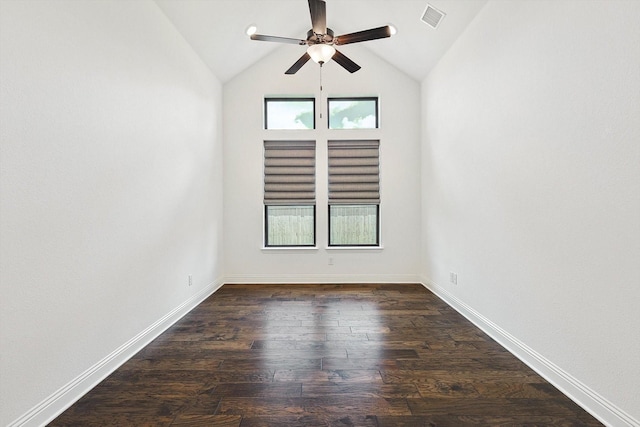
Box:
264;140;316;247
266;206;315;246
328;97;378;129
329;205;379;246
328;140;380;246
265;98;315;130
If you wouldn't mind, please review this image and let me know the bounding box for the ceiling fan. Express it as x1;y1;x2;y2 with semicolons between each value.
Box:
247;0;395;74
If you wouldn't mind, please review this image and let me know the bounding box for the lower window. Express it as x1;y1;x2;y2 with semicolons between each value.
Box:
265;205;315;247
329;205;379;246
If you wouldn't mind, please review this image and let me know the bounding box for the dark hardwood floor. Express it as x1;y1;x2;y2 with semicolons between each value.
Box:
50;284;602;426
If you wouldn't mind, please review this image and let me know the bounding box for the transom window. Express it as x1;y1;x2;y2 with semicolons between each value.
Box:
265;98;315;130
328;97;378;129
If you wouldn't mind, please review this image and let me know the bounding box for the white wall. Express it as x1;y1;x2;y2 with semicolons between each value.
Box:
223;45;422;283
421;0;640;424
0;1;224;425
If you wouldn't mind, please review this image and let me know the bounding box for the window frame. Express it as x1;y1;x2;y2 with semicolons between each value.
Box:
327;97;379;130
327;139;381;247
328;204;380;247
264;205;316;248
264;97;316;130
263;139;316;248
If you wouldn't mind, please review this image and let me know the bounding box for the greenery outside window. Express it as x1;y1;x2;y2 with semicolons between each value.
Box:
265;98;315;130
328;97;378;129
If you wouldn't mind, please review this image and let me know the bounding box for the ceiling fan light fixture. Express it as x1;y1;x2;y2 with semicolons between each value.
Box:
245;25;257;36
307;44;336;64
388;24;397;36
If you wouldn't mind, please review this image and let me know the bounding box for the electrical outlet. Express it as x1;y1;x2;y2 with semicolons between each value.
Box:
188;275;192;286
450;272;458;285
328;257;334;265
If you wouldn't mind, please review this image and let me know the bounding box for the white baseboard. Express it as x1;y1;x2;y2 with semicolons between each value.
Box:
421;277;639;427
9;278;225;427
224;273;422;284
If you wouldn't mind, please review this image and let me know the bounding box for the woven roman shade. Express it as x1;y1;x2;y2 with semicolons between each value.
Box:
264;140;316;205
328;140;380;204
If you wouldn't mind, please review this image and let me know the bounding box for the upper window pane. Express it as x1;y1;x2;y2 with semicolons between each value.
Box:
328;97;378;129
265;98;315;130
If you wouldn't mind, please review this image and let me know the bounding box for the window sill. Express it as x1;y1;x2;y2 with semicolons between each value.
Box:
325;246;384;251
261;246;319;252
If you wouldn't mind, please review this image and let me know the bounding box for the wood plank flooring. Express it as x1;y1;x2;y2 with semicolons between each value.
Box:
50;284;602;426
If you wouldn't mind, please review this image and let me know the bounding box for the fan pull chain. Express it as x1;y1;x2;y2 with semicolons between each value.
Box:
319;63;323;119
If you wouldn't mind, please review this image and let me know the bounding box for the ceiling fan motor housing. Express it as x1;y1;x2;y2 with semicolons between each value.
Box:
307;28;334;45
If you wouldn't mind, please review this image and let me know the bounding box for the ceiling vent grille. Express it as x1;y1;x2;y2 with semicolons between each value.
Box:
421;4;445;29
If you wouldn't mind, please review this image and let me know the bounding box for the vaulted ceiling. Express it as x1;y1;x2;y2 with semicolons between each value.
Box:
154;0;488;83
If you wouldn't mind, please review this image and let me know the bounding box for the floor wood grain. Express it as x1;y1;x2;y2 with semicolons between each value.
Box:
50;284;602;426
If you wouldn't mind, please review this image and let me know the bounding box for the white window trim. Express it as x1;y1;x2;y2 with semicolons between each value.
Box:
262;246;319;252
325;245;384;251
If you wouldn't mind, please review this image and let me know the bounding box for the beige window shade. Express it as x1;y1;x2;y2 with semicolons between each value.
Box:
264;140;316;205
328;140;380;204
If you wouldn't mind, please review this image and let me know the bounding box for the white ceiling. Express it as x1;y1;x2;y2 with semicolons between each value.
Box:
154;0;488;83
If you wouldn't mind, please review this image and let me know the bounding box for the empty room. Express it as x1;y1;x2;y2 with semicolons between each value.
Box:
0;0;638;426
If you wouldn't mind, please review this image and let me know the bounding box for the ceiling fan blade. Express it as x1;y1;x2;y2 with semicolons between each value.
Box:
251;34;307;45
285;52;312;74
308;0;327;35
335;25;392;45
332;49;361;73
